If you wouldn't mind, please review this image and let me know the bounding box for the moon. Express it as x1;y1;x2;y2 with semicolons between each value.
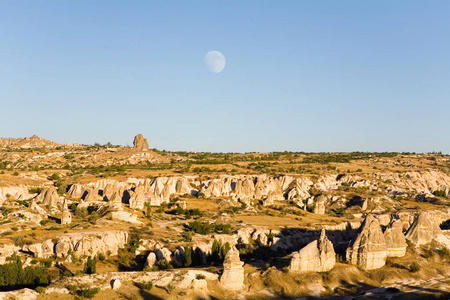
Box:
205;51;226;73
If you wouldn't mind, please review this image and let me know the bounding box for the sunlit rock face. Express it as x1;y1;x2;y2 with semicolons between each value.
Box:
406;211;443;246
35;186;61;207
384;219;407;257
220;246;244;290
133;134;149;151
289;229;335;272
346;214;387;270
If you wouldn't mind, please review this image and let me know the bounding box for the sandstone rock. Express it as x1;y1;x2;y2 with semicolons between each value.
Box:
0;185;34;205
219;246;244;290
25;239;54;258
35;186;61;207
61;199;72;225
406;211;443;245
384;219;407;257
154;247;172;262
111;279;121;290
30;199;46;216
346;214;387;270
192;279;207;291
289;229;335;272
128;187;146;210
313;194;326;215
0;244;20;264
67;184;87;199
0;288;39;300
109;192;123;210
83;188;100;202
55;237;72;258
111;211;143;224
133;134;149;150
146;252;157;267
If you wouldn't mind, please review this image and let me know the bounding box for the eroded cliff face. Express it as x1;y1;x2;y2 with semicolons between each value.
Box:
289;229;335;272
346;214;388;270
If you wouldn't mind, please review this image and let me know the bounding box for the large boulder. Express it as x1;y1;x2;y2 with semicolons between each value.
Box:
219;246;244;291
145;252;157;267
133;134;149;151
405;211;443;245
384;219;407;257
346;214;387;270
289;229;335;272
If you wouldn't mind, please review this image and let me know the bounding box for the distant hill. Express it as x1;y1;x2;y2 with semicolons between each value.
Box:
0;135;60;149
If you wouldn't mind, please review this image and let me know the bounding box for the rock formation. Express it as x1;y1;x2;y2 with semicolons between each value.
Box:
384;219;407;257
146;252;157;267
346;214;387;270
289;229;335;272
219;246;244;290
61;200;72;225
34;186;61;207
405;211;443;245
313;194;326;215
133;134;149;150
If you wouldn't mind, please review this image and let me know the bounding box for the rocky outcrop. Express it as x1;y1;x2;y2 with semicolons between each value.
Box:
406;211;443;245
67;184;87;199
289;229;335;272
219;246;244;290
146;252;157;267
54;231;128;258
35;186;61;207
313;195;326;215
0;135;59;149
24;240;54;258
346;214;387;270
133;134;149;150
0;244;21;264
384;219;407;257
61;200;72;225
0;185;35;204
128;186;146;210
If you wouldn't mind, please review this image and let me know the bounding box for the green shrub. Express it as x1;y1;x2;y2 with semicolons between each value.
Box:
62;270;73;277
11;235;25;246
432;190;447;198
195;274;206;280
97;253;106;262
35;286;45;294
145;202;152;219
67;284;78;294
75;207;88;218
81;287;100;298
409;262;420;272
140;281;153;290
188;221;211;235
50;173;60;180
156;259;173;270
439;247;450;257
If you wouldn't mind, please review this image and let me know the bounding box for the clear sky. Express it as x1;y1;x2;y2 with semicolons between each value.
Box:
1;1;449;153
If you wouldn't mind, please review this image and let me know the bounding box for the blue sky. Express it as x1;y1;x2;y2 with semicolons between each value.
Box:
1;1;449;153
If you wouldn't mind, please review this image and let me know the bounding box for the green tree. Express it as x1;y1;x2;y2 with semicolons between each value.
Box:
145;201;151;219
184;247;192;267
83;256;97;274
